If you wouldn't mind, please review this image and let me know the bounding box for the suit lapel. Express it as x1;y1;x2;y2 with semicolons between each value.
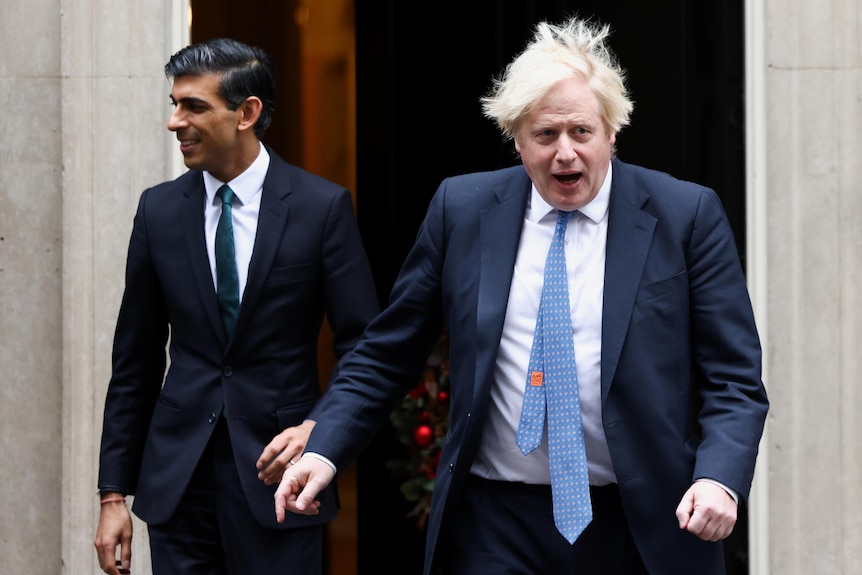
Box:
601;160;656;402
236;157;291;337
181;175;227;341
475;169;531;398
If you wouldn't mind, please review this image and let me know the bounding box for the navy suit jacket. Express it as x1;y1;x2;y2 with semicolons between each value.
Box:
98;148;379;529
305;158;768;574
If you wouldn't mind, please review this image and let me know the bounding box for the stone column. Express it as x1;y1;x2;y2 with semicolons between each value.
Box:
748;0;862;573
58;1;187;573
0;0;63;572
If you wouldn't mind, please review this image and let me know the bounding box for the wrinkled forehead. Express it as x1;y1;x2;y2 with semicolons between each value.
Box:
517;77;606;129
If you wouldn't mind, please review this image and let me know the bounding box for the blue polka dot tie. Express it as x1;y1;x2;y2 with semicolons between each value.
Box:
215;184;240;335
515;210;592;544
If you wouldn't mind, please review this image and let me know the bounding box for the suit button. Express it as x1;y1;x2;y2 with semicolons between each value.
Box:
223;366;233;377
448;463;454;474
207;413;217;424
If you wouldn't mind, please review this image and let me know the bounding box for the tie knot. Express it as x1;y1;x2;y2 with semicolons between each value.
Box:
555;210;573;236
217;185;235;206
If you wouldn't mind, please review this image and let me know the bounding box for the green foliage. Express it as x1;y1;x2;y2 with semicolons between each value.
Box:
387;330;450;527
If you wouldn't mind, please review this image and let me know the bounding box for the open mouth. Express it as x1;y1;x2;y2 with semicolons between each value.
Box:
555;173;582;184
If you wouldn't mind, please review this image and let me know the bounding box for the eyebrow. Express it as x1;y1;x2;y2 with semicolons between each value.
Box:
169;95;210;106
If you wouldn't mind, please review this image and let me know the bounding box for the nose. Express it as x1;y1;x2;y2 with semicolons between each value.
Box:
555;136;578;163
167;108;184;132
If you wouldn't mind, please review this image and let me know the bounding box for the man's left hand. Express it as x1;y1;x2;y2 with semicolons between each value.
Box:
675;481;737;542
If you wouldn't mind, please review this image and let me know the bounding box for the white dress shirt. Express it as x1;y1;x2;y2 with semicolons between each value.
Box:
203;143;269;301
470;162;616;486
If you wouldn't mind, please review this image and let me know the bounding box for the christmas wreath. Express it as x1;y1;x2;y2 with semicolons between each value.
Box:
387;329;450;530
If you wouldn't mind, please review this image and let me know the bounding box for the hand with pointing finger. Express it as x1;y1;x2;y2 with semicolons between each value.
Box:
274;455;335;522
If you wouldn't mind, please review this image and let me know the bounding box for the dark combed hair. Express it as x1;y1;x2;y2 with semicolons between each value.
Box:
165;37;275;139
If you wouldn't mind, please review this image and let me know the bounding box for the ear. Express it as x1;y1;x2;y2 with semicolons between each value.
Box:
236;96;263;133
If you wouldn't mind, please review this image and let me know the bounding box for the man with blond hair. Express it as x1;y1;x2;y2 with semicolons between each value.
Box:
276;17;767;574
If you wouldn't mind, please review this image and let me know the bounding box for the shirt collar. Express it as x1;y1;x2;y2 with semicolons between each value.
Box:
527;160;612;224
204;142;270;206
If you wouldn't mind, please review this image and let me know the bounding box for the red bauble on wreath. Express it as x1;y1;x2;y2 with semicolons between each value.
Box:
412;424;434;448
387;329;450;530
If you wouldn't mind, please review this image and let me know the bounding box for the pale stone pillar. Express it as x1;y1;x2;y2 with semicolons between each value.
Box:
0;0;63;573
58;1;187;574
748;0;862;573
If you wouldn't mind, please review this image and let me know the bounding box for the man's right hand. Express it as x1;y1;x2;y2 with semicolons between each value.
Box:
274;456;335;523
93;495;133;575
257;419;316;486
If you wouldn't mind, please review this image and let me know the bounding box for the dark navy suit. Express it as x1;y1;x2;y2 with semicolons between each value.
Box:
303;158;768;574
98;148;379;569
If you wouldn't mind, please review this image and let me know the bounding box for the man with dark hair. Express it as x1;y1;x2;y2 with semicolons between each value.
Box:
94;37;379;575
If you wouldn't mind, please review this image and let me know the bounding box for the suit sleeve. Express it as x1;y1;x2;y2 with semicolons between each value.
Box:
304;182;450;471
687;188;768;501
306;188;380;422
97;189;169;495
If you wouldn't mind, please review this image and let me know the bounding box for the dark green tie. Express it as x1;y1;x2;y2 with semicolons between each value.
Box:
215;185;240;335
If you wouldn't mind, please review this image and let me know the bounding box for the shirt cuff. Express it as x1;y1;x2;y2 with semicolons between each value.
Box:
695;477;739;504
301;452;337;474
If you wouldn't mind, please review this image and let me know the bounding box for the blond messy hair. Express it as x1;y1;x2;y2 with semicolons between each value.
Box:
481;17;633;140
